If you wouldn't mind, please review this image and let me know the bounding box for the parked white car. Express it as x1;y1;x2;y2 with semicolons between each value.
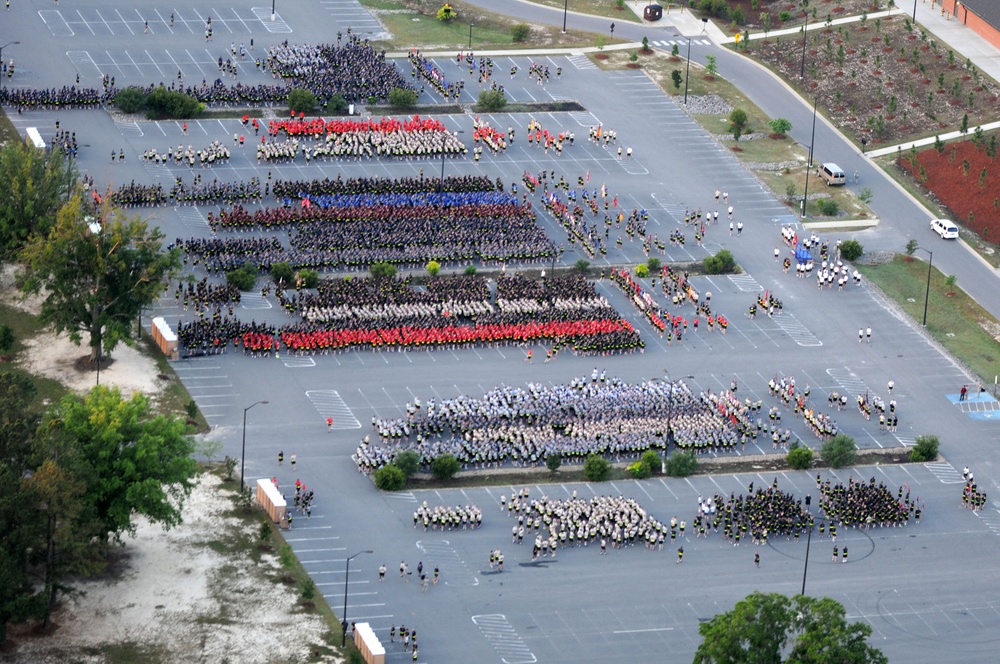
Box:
930;218;959;239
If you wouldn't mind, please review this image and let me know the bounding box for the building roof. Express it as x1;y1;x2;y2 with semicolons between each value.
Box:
961;0;1000;31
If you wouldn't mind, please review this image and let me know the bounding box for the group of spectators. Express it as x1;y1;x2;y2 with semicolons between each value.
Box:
817;475;918;528
354;374;747;474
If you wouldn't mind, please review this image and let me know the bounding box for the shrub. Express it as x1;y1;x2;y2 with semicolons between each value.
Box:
388;87;418;109
394;450;421;478
821;434;857;468
300;578;316;601
223;455;238;482
769;118;792;136
642;36;650;51
909;435;940;462
370;261;397;279
511;23;530;42
787;447;814;470
641;450;661;474
477;89;508;112
226;263;258;291
426;260;441;277
671;44;680;57
905;239;918;256
464;265;477;275
145;85;202;119
703;248;737;274
647;257;662;272
326;92;348;114
817;198;839;216
839;239;863;261
575;258;590;273
431;453;461;480
270;261;294;286
630;52;639;63
729;108;749;141
546;454;562;474
299;269;319;288
671;70;683;90
779;10;791;21
634;264;649;278
287;88;317;114
0;324;14;354
436;3;457;21
374;464;407;491
664;451;698;477
584;454;611;482
115;86;148;114
628;460;651;479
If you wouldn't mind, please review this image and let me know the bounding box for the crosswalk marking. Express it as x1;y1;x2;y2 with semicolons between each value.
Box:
471;614;537;664
924;461;966;484
566;54;596;70
772;313;822;347
250;7;292;33
240;293;272;310
728;274;762;292
652;39;711;47
305;389;362;429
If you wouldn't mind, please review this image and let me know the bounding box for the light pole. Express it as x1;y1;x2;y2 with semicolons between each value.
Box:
917;247;933;326
271;0;276;22
682;37;692;105
801;97;817;219
0;41;19;89
342;550;373;646
912;0;917;23
562;0;569;33
240;400;269;493
800;512;822;595
800;18;809;80
469;24;474;50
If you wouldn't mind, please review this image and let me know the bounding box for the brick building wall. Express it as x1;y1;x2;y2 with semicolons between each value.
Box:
940;0;1000;51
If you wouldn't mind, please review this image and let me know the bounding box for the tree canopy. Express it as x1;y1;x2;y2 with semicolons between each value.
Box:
694;592;887;664
0;142;74;258
19;196;180;362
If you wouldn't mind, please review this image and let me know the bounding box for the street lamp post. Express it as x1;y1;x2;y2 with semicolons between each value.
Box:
469;24;474;50
562;0;569;33
240;400;269;493
801;97;818;219
0;42;19;89
801;513;822;595
683;37;692;104
913;0;917;23
800;18;809;80
917;247;933;326
342;550;374;646
271;0;276;22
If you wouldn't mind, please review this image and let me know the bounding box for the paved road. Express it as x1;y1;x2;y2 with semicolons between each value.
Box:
3;1;1000;662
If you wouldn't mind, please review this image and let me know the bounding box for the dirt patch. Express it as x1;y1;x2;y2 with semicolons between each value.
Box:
3;473;336;663
725;0;887;30
898;140;1000;238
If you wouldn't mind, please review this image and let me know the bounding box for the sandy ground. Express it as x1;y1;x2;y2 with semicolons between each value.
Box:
4;475;336;664
1;266;341;663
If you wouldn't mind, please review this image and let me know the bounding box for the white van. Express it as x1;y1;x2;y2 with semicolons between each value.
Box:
820;163;846;186
930;218;959;239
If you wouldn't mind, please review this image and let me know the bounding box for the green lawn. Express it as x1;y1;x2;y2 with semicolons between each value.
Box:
525;0;641;23
858;255;1000;385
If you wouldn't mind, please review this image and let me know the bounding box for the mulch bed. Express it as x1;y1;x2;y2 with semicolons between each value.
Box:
898;139;1000;238
744;12;1000;145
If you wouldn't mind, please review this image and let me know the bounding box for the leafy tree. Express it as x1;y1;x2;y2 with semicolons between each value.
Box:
476;89;508;112
960;113;969;134
546;453;562;474
584;454;611;482
287;88;317;114
905;238;918;255
695;592;887;664
671;43;680;57
574;258;590;273
299;269;320;289
270;261;295;286
0;324;13;354
325;92;348;114
436;3;457;20
761;12;772;40
933;135;945;154
114;86;148;114
464;265;477;275
821;433;857;468
664;451;698;477
144;85;202;119
0;142;74;257
431;454;460;480
703;249;737;275
642;36;650;51
374;464;406;491
0;374;44;645
226;263;257;291
909;435;940;462
839;239;863;261
19;196;181;364
595;35;607;51
634;264;649;278
641;450;661;474
787;446;814;470
647;257;662;272
671;69;683;90
729;108;749;141
511;23;530;42
769;118;792;136
388;87;418;109
816;198;839;216
705;54;718;77
393;450;421;478
370;261;398;279
426;260;441;277
39;386;199;543
628;460;651;479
